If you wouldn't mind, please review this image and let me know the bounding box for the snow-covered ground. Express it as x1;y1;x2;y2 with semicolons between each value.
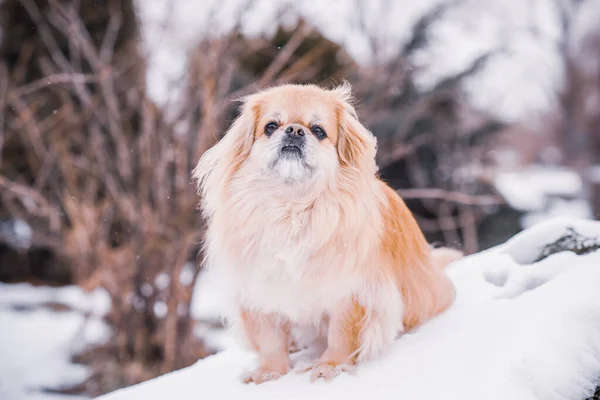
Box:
0;285;112;400
100;217;600;400
0;264;233;400
494;165;593;228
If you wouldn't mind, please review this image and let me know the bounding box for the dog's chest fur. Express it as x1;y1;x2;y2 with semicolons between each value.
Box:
211;189;366;323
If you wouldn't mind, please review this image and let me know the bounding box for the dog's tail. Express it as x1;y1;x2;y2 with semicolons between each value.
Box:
430;247;464;270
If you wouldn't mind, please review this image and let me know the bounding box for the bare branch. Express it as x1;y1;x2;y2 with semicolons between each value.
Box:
8;73;97;98
0;63;7;167
0;174;60;226
401;0;460;56
257;20;312;87
398;188;505;206
100;0;123;64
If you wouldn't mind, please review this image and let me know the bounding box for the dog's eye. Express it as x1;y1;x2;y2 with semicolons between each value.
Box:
311;125;327;140
264;122;279;136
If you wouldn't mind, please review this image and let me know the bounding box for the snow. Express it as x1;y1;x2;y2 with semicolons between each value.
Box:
193;321;237;353
494;166;584;211
179;263;196;286
501;217;600;265
154;273;170;290
13;220;33;245
190;267;226;322
0;283;112;316
493;165;592;229
521;199;592;228
190;266;237;352
0;284;112;400
0;218;33;249
99;218;600;400
153;301;168;319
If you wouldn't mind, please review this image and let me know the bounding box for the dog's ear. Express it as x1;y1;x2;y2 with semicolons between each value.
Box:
192;96;260;216
333;83;377;175
223;97;260;170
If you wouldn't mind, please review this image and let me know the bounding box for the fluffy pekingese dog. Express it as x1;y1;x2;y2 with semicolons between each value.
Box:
193;83;462;384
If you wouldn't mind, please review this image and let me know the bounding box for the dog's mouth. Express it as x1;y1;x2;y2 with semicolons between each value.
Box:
270;142;315;181
280;145;303;156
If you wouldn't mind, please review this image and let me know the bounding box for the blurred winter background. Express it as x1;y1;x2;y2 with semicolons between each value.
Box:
0;0;599;398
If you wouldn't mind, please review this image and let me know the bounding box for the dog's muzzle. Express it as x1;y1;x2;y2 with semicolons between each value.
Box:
280;124;305;157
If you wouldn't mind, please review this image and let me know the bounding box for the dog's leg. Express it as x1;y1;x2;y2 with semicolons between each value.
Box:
240;309;291;384
304;298;366;382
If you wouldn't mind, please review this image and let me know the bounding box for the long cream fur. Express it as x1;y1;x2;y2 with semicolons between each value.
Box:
193;83;461;384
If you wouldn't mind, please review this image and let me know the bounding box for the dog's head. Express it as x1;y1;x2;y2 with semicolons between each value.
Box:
193;83;377;213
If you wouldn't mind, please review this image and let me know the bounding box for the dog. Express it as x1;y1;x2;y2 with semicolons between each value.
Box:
193;83;462;384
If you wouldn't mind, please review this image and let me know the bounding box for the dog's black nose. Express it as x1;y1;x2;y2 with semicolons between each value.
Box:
284;124;305;138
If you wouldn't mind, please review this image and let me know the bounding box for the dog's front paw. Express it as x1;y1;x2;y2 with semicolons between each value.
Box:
242;366;289;384
299;362;354;382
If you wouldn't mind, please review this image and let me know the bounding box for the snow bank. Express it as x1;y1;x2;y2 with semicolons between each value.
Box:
0;285;111;400
494;166;584;212
494;165;592;229
99;218;600;400
0;284;111;316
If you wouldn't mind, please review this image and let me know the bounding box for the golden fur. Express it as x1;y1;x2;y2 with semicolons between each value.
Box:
193;83;462;384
